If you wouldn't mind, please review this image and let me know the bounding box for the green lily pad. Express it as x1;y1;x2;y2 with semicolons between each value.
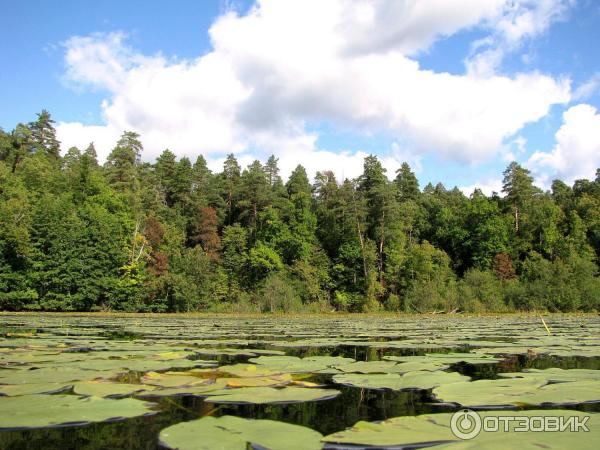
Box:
159;415;323;450
141;371;208;387
217;363;279;378
248;355;355;373
322;411;600;449
204;386;340;404
498;368;600;382
0;367;116;384
72;381;155;397
322;413;455;447
333;371;469;390
336;360;407;374
433;378;600;406
138;379;230;397
0;383;72;396
73;358;214;372
371;340;448;350
221;374;292;388
474;346;567;356
194;348;285;357
392;361;451;372
0;394;157;430
384;352;502;365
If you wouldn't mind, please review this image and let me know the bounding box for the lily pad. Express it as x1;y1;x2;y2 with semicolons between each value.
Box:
138;379;230;397
222;374;292;387
141;371;208;388
0;394;157;430
498;368;600;382
336;360;407;374
433;378;600;407
73;358;215;373
322;413;456;447
0;367;116;384
248;355;355;373
217;363;279;378
333;371;469;390
72;381;155;397
159;415;323;450
384;352;502;365
204;386;340;404
0;383;72;396
322;411;600;449
194;348;285;357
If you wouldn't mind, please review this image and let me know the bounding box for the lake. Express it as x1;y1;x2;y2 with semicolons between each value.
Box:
1;313;599;449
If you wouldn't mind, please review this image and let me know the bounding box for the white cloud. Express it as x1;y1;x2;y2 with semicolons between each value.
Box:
528;104;600;185
460;178;503;197
56;121;121;163
573;72;600;101
56;0;572;180
493;0;574;44
466;0;575;76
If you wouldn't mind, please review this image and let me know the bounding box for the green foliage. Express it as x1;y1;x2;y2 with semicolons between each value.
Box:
1;112;600;312
258;272;303;312
458;269;506;312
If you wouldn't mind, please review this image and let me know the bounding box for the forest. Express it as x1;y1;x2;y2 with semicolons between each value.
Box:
1;111;599;313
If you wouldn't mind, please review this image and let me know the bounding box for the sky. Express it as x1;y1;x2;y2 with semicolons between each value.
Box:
2;0;600;194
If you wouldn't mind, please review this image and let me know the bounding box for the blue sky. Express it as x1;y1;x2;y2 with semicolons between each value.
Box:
2;0;600;193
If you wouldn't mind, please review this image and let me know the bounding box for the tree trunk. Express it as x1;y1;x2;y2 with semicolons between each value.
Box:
351;189;368;280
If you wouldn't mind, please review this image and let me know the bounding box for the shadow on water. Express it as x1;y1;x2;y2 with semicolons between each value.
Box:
206;387;437;435
0;387;433;449
0;413;170;450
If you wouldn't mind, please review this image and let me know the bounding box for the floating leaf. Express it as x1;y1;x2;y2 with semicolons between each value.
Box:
204;386;340;404
322;411;600;449
498;368;600;382
0;383;72;396
384;352;502;365
141;371;209;388
333;371;469;391
0;395;157;430
193;348;285;357
322;413;455;447
248;355;355;373
433;378;600;406
137;379;230;397
336;361;407;374
0;367;116;384
72;381;154;397
159;415;323;450
217;363;279;378
223;374;292;388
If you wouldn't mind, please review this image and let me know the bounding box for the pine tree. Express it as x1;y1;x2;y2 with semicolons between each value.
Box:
105;131;143;193
394;162;420;202
264;155;282;187
83;143;99;167
502;161;538;233
29;110;61;159
221;154;241;225
238;160;270;230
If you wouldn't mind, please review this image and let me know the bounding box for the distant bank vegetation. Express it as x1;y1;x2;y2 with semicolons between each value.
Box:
1;111;600;313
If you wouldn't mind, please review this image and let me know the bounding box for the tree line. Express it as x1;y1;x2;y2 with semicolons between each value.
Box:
1;111;599;313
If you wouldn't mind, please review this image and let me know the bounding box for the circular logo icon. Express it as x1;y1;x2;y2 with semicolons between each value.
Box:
450;409;482;440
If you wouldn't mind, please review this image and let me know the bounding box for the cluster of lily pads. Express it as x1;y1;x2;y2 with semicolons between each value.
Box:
0;313;599;448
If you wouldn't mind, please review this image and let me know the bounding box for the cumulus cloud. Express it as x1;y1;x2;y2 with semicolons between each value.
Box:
528;103;600;185
460;178;503;197
56;0;573;180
